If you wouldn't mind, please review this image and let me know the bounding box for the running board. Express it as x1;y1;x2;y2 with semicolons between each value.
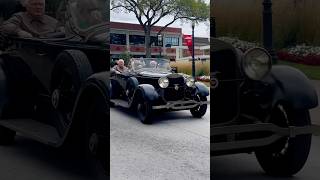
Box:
212;123;316;152
0;119;61;147
110;99;130;108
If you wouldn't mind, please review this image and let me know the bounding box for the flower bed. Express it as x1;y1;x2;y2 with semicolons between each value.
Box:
218;37;259;52
196;76;210;82
278;45;320;66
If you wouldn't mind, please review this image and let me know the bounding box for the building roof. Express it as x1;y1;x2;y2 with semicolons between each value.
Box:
110;21;182;34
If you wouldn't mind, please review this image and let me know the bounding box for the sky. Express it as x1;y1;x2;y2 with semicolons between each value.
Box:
110;1;210;38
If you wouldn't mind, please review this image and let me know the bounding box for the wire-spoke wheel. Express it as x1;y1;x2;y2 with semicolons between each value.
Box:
190;95;207;118
255;104;312;176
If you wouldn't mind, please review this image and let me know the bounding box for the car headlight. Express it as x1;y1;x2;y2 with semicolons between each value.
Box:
186;77;195;87
158;77;169;88
242;48;272;80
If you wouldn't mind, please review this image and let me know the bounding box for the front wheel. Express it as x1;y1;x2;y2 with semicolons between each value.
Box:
137;100;153;124
190;95;207;118
255;104;312;176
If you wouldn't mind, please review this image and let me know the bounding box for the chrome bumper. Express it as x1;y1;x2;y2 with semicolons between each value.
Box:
152;100;210;110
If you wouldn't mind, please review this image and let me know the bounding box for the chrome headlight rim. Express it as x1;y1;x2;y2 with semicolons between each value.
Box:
186;77;195;87
242;47;272;81
158;77;169;88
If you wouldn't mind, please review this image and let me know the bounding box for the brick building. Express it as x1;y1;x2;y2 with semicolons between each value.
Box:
110;21;209;61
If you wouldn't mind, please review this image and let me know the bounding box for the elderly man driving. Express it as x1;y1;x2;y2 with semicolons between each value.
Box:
112;59;128;74
0;0;62;38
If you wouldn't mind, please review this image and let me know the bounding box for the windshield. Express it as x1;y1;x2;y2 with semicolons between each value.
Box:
130;58;171;72
69;0;108;30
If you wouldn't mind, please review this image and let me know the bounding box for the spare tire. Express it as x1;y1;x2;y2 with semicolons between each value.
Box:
51;50;93;123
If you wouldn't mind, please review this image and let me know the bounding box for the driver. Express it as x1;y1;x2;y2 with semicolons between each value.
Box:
150;60;158;68
0;0;63;38
112;59;128;74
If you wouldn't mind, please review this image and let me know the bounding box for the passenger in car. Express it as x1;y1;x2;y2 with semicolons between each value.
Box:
0;0;63;38
112;59;128;74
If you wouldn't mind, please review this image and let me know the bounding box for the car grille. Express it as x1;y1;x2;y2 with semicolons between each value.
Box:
163;86;185;101
160;74;186;101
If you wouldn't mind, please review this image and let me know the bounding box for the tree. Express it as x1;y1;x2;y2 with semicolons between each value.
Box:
111;0;209;58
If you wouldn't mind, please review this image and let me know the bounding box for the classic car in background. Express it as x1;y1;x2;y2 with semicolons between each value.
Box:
0;0;109;174
211;38;318;176
110;58;209;124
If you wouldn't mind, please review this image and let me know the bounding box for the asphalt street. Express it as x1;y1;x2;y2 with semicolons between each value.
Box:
110;105;210;180
0;136;106;180
213;80;320;180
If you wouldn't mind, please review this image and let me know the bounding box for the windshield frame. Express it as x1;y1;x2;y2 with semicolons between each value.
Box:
66;0;109;35
130;58;172;72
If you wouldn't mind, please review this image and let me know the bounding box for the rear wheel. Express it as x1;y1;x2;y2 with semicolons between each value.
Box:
85;94;108;175
190;95;207;118
255;104;312;176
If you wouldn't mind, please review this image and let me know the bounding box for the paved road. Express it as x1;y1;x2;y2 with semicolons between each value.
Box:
0;136;106;180
213;80;320;179
110;105;210;180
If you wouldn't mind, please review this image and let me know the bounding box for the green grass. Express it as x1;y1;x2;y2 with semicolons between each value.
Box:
279;60;320;80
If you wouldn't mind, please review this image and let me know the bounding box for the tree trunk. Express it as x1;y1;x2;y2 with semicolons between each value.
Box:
145;29;152;58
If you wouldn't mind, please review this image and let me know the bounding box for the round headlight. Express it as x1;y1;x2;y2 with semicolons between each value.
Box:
186;77;195;87
158;77;169;88
242;48;272;80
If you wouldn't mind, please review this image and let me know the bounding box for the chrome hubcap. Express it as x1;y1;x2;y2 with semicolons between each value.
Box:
52;89;60;109
89;133;99;155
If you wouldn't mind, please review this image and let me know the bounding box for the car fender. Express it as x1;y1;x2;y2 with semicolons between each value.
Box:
263;65;318;109
195;82;210;97
61;71;109;146
126;77;139;90
134;84;159;102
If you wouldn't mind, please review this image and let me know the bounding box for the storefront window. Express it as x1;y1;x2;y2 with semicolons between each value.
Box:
165;37;179;46
110;33;126;45
129;35;145;46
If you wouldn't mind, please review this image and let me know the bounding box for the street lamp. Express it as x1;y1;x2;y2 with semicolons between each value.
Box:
158;34;163;58
191;21;196;78
263;0;277;64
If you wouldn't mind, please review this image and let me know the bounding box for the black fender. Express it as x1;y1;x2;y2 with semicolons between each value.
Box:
126;77;139;90
195;82;210;97
133;84;159;103
263;65;318;109
62;71;109;146
125;77;139;99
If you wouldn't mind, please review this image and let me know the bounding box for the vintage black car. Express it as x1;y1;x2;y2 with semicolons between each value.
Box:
212;38;318;176
0;0;108;174
110;58;209;124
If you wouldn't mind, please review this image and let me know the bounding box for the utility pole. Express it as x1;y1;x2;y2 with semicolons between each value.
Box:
263;0;277;64
192;21;196;78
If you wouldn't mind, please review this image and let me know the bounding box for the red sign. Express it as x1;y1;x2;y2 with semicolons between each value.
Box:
183;34;193;54
183;34;193;47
